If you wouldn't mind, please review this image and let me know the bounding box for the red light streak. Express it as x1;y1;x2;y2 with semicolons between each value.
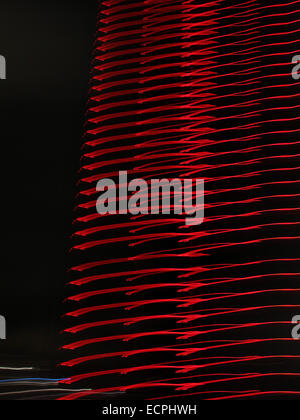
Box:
60;0;300;400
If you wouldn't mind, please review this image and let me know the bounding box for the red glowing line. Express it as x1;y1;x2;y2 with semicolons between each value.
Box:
61;0;300;401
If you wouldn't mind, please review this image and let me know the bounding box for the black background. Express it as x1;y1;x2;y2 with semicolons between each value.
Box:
0;0;97;367
0;0;298;400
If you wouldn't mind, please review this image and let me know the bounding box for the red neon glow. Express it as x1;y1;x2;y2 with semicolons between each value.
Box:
60;0;300;400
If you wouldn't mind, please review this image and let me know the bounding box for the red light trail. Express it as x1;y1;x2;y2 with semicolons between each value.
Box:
60;0;300;400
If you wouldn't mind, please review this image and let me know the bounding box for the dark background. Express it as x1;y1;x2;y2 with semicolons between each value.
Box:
0;0;298;400
0;0;97;368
